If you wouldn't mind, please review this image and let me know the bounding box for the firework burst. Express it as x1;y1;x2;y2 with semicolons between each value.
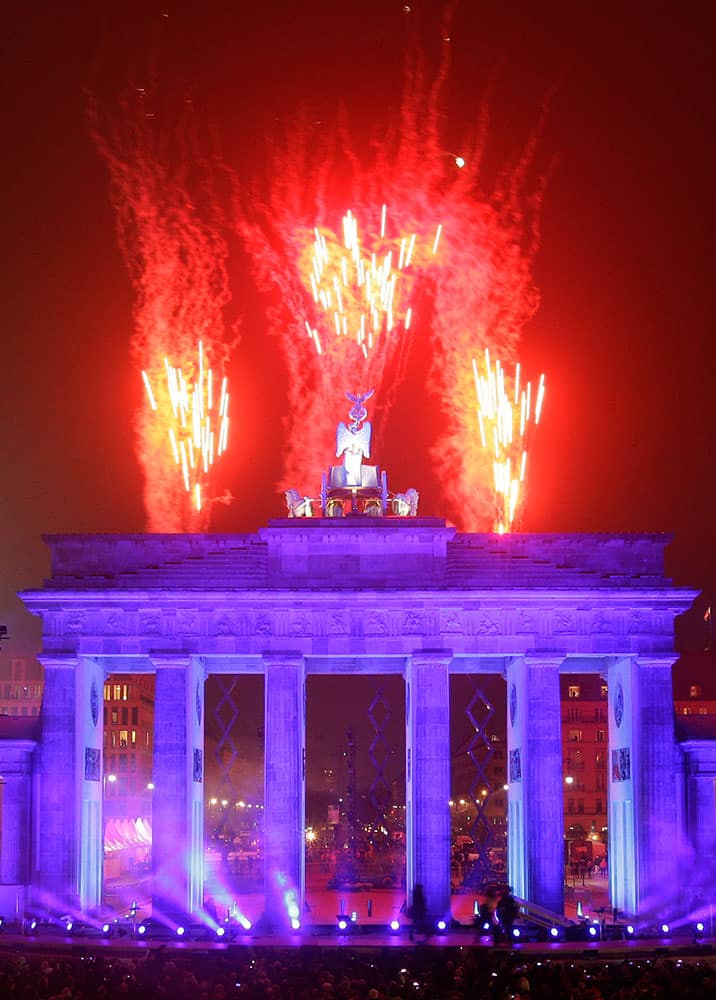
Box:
89;96;236;531
302;206;441;359
141;341;230;518
472;350;545;533
240;18;546;521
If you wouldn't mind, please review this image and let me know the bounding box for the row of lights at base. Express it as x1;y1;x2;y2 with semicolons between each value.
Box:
3;916;708;940
0;917;254;939
134;919;253;940
476;920;709;941
336;914;448;934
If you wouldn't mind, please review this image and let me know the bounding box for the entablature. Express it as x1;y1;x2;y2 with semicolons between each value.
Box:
23;583;696;662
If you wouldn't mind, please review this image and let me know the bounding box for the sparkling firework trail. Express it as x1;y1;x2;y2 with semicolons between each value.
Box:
141;341;230;515
303;206;440;357
89;96;236;531
472;350;545;533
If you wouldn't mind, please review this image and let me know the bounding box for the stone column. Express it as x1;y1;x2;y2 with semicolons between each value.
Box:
681;741;716;881
36;655;104;913
506;656;564;914
636;656;680;908
405;651;452;922
0;740;36;915
262;654;305;930
607;655;679;917
151;656;205;918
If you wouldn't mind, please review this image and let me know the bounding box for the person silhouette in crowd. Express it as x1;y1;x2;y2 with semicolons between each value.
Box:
409;882;429;940
497;886;519;941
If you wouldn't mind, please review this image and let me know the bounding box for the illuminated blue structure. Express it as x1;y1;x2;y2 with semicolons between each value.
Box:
12;525;708;928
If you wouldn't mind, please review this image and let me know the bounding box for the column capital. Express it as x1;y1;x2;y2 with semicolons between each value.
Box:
37;654;77;670
410;650;453;669
262;652;305;669
522;654;564;668
149;654;193;669
635;655;679;669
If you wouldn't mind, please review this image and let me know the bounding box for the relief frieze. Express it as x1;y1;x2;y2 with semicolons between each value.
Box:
289;612;312;637
140;612;162;635
50;596;668;650
402;611;426;635
328;611;348;635
213;613;237;636
440;611;463;635
102;612;125;634
365;612;387;635
515;609;538;634
65;611;87;634
591;611;615;634
176;612;199;636
554;611;577;634
478;613;501;636
254;614;273;635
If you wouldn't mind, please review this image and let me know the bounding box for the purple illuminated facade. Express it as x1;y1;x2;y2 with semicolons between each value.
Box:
8;522;713;926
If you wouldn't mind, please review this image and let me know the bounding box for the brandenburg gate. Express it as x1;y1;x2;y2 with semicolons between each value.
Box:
22;522;695;925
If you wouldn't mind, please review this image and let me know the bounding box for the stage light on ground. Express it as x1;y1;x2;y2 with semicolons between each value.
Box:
176;925;186;937
436;919;447;933
137;924;147;936
337;917;349;932
389;919;400;932
512;927;521;939
625;924;635;937
102;923;111;935
290;918;301;931
661;923;670;935
588;926;598;938
216;926;225;938
549;926;559;938
29;919;37;932
65;920;73;933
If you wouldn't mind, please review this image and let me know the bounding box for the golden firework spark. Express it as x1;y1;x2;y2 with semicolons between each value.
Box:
141;340;230;514
473;349;545;533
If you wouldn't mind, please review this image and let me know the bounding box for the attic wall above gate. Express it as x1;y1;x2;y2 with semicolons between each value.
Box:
21;521;698;668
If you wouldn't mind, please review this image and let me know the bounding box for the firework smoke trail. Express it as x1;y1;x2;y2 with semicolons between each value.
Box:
240;22;545;523
89;96;235;531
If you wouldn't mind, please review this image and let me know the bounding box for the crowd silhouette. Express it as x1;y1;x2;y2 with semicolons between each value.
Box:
0;945;714;998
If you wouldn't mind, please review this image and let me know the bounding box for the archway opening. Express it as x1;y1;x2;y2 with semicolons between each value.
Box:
305;674;406;927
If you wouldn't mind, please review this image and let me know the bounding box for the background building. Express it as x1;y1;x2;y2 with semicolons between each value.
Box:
0;658;42;719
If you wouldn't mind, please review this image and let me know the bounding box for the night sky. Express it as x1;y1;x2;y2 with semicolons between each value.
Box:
2;2;714;665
